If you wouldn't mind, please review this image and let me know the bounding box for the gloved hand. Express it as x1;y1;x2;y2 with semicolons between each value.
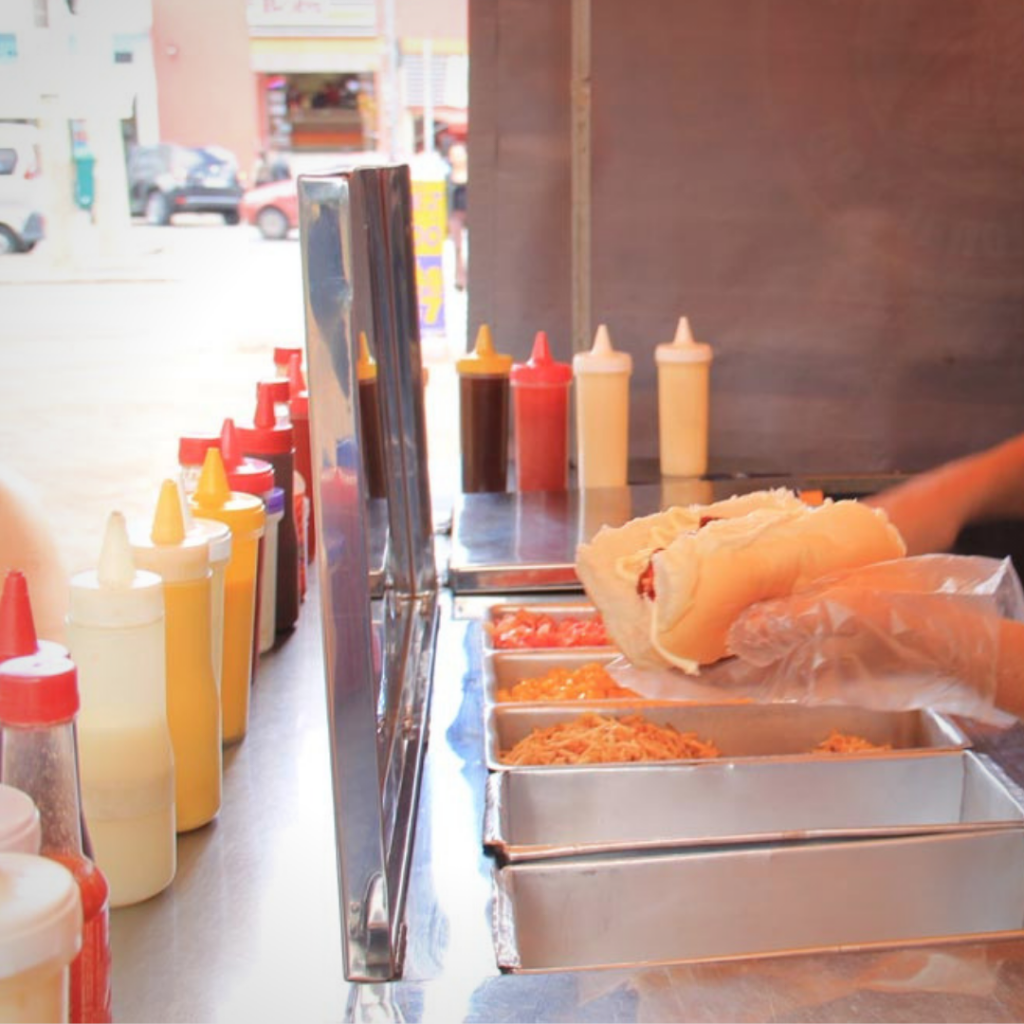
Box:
703;554;1024;723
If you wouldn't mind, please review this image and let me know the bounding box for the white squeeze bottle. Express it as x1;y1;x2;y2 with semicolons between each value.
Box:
573;324;633;488
655;316;713;477
67;511;176;908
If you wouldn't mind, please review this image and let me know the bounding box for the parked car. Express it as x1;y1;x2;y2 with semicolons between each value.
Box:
241;177;297;240
241;151;386;240
0;123;44;254
127;143;243;225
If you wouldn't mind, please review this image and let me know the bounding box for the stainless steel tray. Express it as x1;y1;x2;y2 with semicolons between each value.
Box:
484;750;1024;860
483;650;624;704
482;602;614;655
486;703;968;770
493;828;1024;972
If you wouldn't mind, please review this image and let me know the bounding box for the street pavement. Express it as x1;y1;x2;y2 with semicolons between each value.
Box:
0;215;466;592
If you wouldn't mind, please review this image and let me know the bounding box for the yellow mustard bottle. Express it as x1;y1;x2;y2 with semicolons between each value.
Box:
130;479;222;832
189;448;265;746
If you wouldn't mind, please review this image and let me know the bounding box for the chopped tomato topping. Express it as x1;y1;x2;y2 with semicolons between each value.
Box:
486;609;611;649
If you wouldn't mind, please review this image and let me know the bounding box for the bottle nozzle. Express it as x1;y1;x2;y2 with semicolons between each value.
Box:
288;352;306;396
473;323;496;358
254;382;277;430
0;571;37;661
219;417;243;471
672;317;696;348
151;479;186;546
591;324;614;355
97;511;136;589
530;330;552;364
194;447;232;511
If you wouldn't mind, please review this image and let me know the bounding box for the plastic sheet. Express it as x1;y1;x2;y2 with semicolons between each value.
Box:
608;556;1024;725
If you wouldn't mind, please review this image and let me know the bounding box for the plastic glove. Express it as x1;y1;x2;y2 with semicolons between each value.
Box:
705;554;1024;724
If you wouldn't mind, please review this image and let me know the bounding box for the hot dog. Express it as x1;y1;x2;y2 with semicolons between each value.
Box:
574;489;906;673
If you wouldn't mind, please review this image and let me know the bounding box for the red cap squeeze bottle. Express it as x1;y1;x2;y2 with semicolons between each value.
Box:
273;346;303;379
259;377;291;426
288;353;315;562
0;590;112;1023
177;432;221;496
219;418;276;663
511;331;573;492
236;383;299;634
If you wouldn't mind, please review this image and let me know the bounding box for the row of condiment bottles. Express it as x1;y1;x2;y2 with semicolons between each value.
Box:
455;317;713;493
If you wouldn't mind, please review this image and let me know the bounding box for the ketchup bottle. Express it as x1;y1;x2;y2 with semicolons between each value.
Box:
511;331;573;492
0;574;112;1023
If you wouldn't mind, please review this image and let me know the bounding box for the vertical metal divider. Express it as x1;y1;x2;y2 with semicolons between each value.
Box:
298;165;437;984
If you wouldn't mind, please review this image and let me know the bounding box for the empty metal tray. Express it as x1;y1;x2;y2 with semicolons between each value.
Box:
482;602;614;654
486;702;968;770
484;750;1024;860
493;828;1024;971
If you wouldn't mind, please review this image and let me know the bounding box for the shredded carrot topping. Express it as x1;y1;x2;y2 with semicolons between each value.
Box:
496;662;639;703
814;731;891;754
500;712;720;766
486;609;611;649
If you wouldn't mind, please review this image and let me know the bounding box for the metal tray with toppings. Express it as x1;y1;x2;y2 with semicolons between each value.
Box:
484;702;968;771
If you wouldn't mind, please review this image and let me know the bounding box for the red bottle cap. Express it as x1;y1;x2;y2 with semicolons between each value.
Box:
259;378;291;405
0;653;79;726
288;354;309;419
510;331;573;386
220;418;275;496
273;346;303;372
0;572;38;662
236;383;294;456
177;432;221;468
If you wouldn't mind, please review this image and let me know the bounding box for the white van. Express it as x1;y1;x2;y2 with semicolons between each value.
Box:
0;123;44;254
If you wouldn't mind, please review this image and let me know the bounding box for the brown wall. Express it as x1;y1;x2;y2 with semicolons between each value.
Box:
470;0;1024;476
152;0;259;169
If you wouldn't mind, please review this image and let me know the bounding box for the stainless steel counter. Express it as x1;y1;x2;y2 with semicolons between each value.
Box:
111;572;1024;1023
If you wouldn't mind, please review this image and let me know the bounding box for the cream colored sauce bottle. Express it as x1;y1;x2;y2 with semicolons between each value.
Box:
573;324;633;488
655;316;713;477
69;511;177;908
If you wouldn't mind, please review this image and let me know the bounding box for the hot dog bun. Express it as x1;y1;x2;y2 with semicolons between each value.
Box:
575;489;906;673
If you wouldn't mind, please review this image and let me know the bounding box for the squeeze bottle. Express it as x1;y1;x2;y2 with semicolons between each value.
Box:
190;449;265;745
456;324;513;493
259;377;291;426
182;506;231;700
0;649;112;1023
256;488;284;655
237;383;299;634
511;331;572;492
177;432;221;496
219;419;276;663
0;852;81;1024
130;480;221;832
67;512;176;909
289;353;316;561
655;316;713;477
0;784;40;854
356;332;387;500
273;345;303;379
573;324;633;489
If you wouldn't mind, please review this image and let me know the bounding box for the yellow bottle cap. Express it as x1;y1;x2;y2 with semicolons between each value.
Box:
655;316;713;365
456;324;513;376
191;449;266;538
573;324;633;375
357;331;378;382
130;480;210;583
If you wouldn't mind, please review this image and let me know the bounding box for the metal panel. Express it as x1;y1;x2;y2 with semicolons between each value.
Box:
299;164;437;982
